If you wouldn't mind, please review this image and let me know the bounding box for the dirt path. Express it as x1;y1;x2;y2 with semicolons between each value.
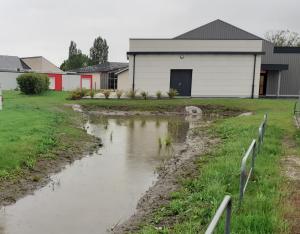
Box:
282;132;300;234
112;119;217;233
282;156;300;234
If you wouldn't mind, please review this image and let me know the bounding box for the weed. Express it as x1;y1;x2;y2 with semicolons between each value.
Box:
167;89;178;99
141;91;149;100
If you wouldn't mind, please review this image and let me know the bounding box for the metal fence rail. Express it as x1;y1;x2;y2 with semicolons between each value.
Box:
257;113;267;153
205;114;268;233
239;139;257;204
205;195;232;234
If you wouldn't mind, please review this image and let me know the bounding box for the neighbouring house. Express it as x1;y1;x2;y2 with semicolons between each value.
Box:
70;62;128;90
116;68;129;91
127;19;300;98
0;55;31;90
21;56;64;91
0;55;82;91
261;43;300;97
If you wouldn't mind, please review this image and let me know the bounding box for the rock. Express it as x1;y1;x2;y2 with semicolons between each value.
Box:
185;106;203;115
72;104;83;112
239;112;253;117
95;93;105;98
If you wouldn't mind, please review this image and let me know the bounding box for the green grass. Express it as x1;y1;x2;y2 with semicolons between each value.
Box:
0;91;87;179
78;97;296;233
0;93;297;233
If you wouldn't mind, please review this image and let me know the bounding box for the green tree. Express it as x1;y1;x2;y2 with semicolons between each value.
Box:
90;36;109;65
68;41;79;57
60;41;91;71
60;53;90;71
265;30;300;46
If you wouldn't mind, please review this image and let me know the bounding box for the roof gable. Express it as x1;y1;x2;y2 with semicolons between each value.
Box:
21;56;63;74
174;19;262;40
0;55;30;71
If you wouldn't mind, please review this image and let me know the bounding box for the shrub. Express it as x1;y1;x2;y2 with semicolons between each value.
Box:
116;90;124;99
140;91;149;100
126;89;137;99
16;72;49;95
156;91;162;99
167;89;178;99
90;90;95;98
68;88;89;100
102;90;111;99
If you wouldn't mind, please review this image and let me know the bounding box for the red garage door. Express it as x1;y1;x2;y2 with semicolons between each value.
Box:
48;74;62;91
80;75;93;90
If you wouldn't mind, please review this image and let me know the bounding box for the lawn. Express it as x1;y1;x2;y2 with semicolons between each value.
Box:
79;97;297;233
0;91;87;179
0;92;298;233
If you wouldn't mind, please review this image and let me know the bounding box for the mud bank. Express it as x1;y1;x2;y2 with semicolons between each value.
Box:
112;119;217;233
0;112;101;207
81;104;241;117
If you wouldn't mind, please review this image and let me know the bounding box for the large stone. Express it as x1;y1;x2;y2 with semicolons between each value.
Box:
185;106;203;115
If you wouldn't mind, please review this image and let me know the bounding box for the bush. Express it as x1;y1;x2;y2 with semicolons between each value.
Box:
116;90;124;99
167;89;178;99
90;90;95;98
156;91;162;99
102;90;111;99
126;89;137;99
68;88;89;100
140;91;149;100
16;73;49;95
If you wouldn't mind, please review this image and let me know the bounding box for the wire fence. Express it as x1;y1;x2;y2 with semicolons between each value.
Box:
205;113;268;233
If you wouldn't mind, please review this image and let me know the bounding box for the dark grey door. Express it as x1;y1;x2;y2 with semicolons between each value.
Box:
170;69;192;96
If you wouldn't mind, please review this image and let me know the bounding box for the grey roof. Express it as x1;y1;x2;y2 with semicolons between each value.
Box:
70;62;128;73
174;19;262;40
0;55;31;71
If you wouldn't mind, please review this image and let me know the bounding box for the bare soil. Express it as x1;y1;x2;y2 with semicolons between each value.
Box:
282;156;300;234
282;135;300;234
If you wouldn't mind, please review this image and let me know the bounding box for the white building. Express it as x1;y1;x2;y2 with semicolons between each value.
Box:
127;20;264;98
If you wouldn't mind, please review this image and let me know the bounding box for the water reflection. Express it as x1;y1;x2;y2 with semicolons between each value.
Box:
0;115;190;234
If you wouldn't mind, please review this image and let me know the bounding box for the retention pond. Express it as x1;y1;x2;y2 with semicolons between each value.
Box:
0;114;192;234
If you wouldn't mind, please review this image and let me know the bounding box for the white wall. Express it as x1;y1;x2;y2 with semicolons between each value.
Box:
0;72;83;92
62;74;81;91
130;39;262;52
91;73;101;90
117;70;130;91
0;71;20;90
129;54;261;98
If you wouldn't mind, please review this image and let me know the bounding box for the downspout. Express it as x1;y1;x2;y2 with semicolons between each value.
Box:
132;54;136;91
277;71;281;98
251;54;257;99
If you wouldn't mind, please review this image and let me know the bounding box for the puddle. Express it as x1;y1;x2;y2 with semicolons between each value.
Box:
0;115;190;234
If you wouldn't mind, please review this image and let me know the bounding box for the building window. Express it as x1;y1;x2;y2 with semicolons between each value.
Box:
108;73;118;90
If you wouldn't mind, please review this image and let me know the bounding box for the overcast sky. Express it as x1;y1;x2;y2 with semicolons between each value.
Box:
0;0;299;66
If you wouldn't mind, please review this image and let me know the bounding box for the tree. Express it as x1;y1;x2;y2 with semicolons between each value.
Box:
60;53;90;71
60;41;91;71
265;30;300;46
69;41;79;58
90;36;109;65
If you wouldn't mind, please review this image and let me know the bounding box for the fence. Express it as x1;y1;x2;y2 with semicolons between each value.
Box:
205;195;232;234
205;113;268;233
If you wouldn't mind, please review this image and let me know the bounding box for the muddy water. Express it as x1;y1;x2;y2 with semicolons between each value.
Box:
0;115;190;234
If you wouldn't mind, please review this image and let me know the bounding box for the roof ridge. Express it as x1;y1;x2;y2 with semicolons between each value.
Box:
174;19;262;40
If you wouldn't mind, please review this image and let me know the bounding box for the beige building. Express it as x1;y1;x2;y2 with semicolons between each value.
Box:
70;62;128;90
127;20;264;98
21;56;63;74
